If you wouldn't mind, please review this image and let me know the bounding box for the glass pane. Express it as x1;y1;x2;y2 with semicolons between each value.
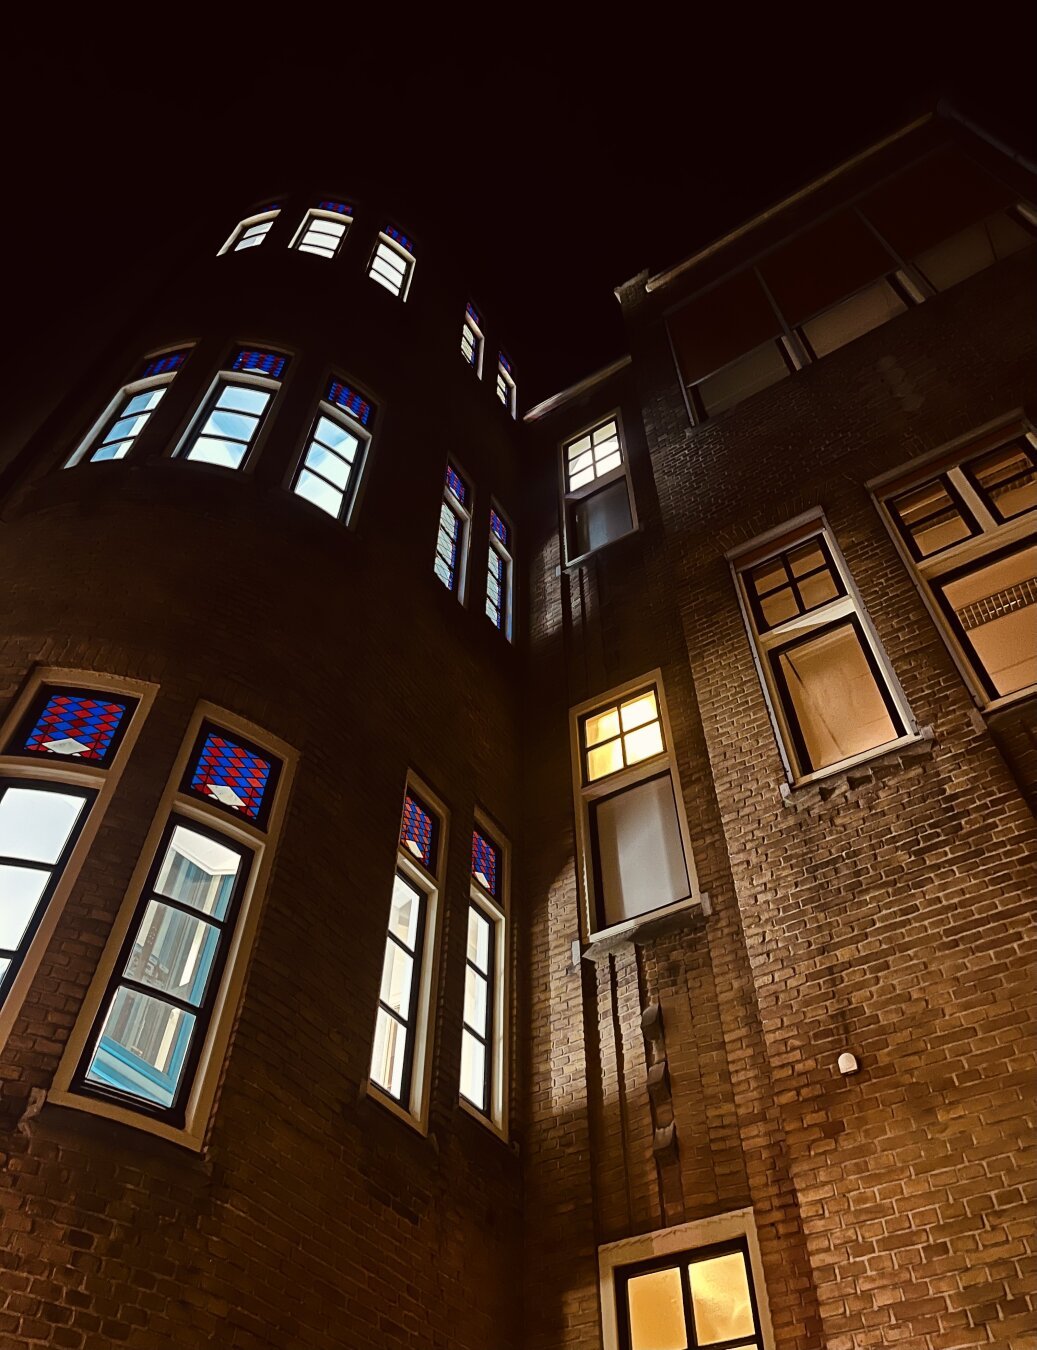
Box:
750;560;786;595
434;554;453;588
0;787;86;866
201;409;259;442
0;864;50;949
584;707;620;748
788;542;825;577
970;445;1036;520
688;1251;755;1344
941;545;1037;697
125;900;219;1007
567;435;591;460
698;340;789;417
86;987;196;1109
460;1029;486;1110
370;269;401;296
387;872;421;951
467;905;490;972
154;825;239;920
569;466;596;491
587;739;624;782
314;416;358;455
595;452;622;477
777;623;899;770
797;571;840;611
463;964;488;1031
760;587;799;628
186;437;248;469
216;385;270;415
124;389;165;415
568;449;594;476
620;691;658;733
102;413;148;445
234;234;263;251
0;958;9;985
299;243;336;259
892;481;973;556
370;1006;407;1099
592;422;618;445
305;442;351;490
623;722;665;766
379;940;414;1018
295;469;343;518
90;440;132;463
801;279;906;359
626;1267;687;1350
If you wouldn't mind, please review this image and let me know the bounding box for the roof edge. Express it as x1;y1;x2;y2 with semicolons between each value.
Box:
523;356;632;423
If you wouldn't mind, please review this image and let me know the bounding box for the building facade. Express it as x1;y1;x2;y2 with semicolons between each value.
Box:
0;112;1034;1348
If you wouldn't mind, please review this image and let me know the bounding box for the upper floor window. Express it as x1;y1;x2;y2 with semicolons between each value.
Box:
562;415;636;564
461;821;509;1135
571;674;698;940
290;377;374;524
369;780;446;1130
435;464;472;598
486;508;514;639
496;353;516;417
462;303;484;373
291;202;353;259
615;1241;765;1350
368;226;415;299
877;426;1037;708
733;520;916;781
178;348;288;470
65;349;191;467
220;207;280;255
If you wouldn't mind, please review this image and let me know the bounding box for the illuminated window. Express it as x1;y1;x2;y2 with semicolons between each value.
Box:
435;463;471;598
879;428;1037;706
462;303;484;373
461;822;508;1131
368;226;415;299
486;508;513;638
369;781;445;1128
66;349;191;466
290;377;374;524
572;675;697;939
734;523;915;780
219;207;280;255
291;202;353;259
495;353;516;417
615;1241;765;1350
178;348;287;471
562;416;636;564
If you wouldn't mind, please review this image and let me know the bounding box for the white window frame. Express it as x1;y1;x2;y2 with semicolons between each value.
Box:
172;363;285;474
598;1208;777;1350
218;208;280;256
486;504;514;640
560;410;639;567
730;511;921;786
0;668;157;1058
462;306;484;376
363;773;447;1135
435;462;472;602
459;811;509;1140
289;207;353;260
287;389;373;527
65;352;190;468
495;357;517;418
47;702;297;1152
570;670;701;945
367;231;415;301
871;418;1037;713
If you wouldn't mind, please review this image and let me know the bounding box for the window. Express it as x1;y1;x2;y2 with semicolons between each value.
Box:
462;303;484;373
435;463;472;598
461;821;508;1133
495;353;516;417
486;507;513;638
49;706;294;1148
291;202;353;259
0;672;154;1056
734;521;916;781
66;349;191;466
878;427;1037;707
368;781;446;1129
571;674;698;940
562;415;637;563
795;275;909;361
177;348;287;470
368;226;415;299
220;207;280;255
290;377;374;523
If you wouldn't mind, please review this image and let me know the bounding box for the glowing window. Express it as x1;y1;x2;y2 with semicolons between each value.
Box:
291;378;374;524
435;464;471;597
562;417;636;563
67;349;191;466
183;724;280;828
368;227;415;299
471;829;499;897
18;689;133;766
221;207;280;255
400;791;436;869
496;353;516;417
179;350;287;471
462;819;508;1129
581;689;665;784
292;204;353;259
486;508;513;638
462;303;484;372
617;1242;764;1350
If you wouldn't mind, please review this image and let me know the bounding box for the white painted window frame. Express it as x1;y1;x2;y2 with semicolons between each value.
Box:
289;207;353;259
462;308;485;376
560;410;639;568
496;359;517;418
486;502;514;640
65;350;190;468
171;364;285;476
367;232;416;301
286;393;373;528
218;208;280;256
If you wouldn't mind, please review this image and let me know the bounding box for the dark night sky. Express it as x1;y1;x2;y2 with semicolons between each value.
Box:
2;13;1034;414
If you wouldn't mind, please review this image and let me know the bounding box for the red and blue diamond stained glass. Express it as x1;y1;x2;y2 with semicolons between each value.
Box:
446;464;467;505
141;350;189;379
465;302;481;327
22;692;128;762
232;349;287;380
498;352;512;374
401;792;434;868
490;510;508;546
471;830;499;897
385;225;414;253
189;731;273;822
327;379;374;427
319;201;353;215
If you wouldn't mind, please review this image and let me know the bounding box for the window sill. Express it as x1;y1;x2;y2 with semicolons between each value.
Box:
360;1078;428;1136
32;1087;207;1153
780;727;935;811
457;1095;509;1145
582;893;710;960
563;523;642;572
981;684;1037;716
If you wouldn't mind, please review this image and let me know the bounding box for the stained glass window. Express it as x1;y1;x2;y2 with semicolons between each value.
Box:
231;349;287;380
496;354;516;415
384;225;414;252
400;791;435;870
18;690;132;765
462;304;483;369
184;725;279;827
141;350;189;379
446;465;467;506
318;200;353;214
327;379;374;428
471;830;499;897
436;465;470;595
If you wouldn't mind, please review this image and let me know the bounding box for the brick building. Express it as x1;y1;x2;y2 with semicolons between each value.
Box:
0;108;1034;1348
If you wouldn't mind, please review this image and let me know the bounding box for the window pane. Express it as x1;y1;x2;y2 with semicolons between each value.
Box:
594;775;690;928
371;1006;407;1099
776;623;900;771
891;480;975;557
467;906;490;972
463;964;488;1031
125;900;219;1007
0;864;50;949
379;940;414;1018
201;409;259;442
751;560;786;595
86;987;195;1109
572;479;634;557
623;722;664;766
295;469;343;517
0;788;86;866
314;416;357;456
940;545;1037;697
688;1251;755;1344
915;212;1031;292
388;873;421;951
124;389;165;415
154;826;239;920
620;691;658;733
587;739;625;782
697;340;789;417
91;440;132;463
305;443;351;490
626;1267;687;1350
217;385;270;415
460;1029;487;1109
797;571;840;610
801;279;906;359
585;707;620;748
760;588;798;628
968;443;1036;520
186;437;248;469
102;414;149;445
